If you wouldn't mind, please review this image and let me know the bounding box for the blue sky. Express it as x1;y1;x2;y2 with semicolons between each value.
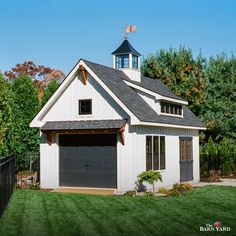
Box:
1;0;236;74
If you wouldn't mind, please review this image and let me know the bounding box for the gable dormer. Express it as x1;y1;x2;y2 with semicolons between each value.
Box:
112;39;141;82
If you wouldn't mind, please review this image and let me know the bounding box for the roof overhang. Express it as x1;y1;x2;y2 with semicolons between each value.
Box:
41;119;127;145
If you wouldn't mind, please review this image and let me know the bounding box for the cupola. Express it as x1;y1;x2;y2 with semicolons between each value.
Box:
112;39;141;82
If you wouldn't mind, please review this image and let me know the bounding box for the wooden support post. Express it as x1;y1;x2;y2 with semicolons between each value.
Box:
119;130;125;145
119;123;126;145
45;132;52;146
79;65;87;85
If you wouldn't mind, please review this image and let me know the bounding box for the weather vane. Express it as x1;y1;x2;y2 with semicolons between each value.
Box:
123;25;137;39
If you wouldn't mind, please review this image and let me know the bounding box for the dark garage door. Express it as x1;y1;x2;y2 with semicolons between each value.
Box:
59;134;117;188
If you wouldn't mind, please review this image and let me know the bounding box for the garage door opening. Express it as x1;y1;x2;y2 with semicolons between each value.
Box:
59;134;117;188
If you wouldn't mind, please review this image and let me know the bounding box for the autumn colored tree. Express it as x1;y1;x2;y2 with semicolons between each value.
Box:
5;61;65;102
4;61;53;80
141;47;207;116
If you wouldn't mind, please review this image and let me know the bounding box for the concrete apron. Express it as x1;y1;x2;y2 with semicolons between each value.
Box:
51;187;115;195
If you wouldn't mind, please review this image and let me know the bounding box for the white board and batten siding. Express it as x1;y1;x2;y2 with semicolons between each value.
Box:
43;73;128;122
39;71;200;191
40;73;128;189
117;125;199;192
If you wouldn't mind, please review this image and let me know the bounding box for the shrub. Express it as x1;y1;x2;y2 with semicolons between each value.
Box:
233;144;236;171
137;170;162;193
144;191;155;197
172;183;183;192
169;190;181;197
219;138;231;175
181;183;193;191
208;169;221;182
158;188;171;196
123;190;136;197
169;183;193;197
28;182;40;190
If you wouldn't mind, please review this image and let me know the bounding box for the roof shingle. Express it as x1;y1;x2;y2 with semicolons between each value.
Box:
83;59;205;128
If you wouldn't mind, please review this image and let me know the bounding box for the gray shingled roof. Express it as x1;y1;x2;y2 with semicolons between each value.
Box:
123;76;186;102
42;119;127;131
83;60;204;128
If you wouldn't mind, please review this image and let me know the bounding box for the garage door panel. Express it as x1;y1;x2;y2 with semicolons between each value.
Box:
59;134;117;188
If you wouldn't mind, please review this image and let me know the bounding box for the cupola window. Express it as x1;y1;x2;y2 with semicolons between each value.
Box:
132;55;138;69
116;55;129;68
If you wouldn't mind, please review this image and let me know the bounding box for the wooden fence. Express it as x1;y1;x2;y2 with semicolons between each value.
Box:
0;155;15;217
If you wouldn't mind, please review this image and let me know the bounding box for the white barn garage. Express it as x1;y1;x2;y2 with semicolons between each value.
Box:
30;39;205;192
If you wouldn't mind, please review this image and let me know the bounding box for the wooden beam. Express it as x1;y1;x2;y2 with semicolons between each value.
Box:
42;122;127;145
118;123;126;145
45;132;52;146
79;65;87;85
119;130;125;145
43;130;118;135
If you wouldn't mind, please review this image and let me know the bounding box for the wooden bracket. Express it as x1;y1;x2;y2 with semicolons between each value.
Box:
79;65;87;85
118;123;126;145
45;132;52;146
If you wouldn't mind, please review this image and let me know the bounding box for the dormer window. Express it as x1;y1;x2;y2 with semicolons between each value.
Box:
79;99;92;115
116;54;129;68
161;102;182;116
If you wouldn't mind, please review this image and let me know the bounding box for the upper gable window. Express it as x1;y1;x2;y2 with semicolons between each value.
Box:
116;54;129;68
161;102;182;116
79;99;92;115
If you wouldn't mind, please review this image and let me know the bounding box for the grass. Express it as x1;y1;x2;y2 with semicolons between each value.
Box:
0;186;236;236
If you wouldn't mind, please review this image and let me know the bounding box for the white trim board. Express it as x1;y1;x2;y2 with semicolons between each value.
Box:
124;80;188;105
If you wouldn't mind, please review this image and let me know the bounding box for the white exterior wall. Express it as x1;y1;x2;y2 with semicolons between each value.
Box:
40;72;128;189
137;91;160;114
122;68;141;82
40;132;59;188
117;125;199;192
39;70;200;191
42;73;127;122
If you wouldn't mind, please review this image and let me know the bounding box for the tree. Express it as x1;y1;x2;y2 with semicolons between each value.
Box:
137;170;162;193
207;136;218;156
141;47;207;116
5;61;65;102
207;136;218;171
0;75;14;155
4;61;54;80
41;79;60;106
219;138;231;175
233;144;236;171
11;75;40;170
201;54;236;142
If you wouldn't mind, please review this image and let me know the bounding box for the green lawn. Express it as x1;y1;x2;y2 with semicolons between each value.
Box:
0;186;235;236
